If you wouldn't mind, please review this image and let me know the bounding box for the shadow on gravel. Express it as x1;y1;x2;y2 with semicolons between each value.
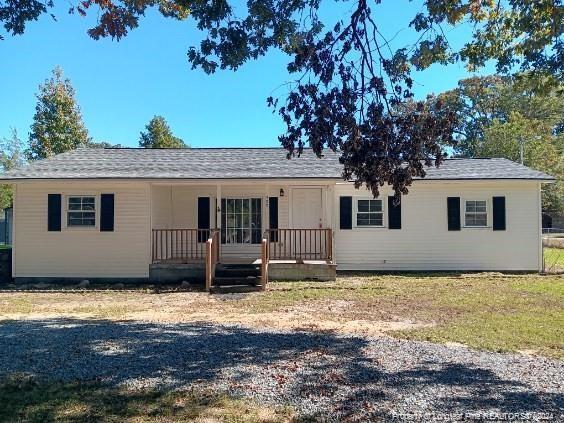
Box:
0;318;561;420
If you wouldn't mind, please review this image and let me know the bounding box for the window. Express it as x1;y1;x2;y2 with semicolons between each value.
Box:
221;198;262;244
356;199;384;227
67;196;96;227
464;200;487;227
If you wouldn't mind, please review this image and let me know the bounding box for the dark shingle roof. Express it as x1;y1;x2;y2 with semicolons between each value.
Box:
0;148;555;181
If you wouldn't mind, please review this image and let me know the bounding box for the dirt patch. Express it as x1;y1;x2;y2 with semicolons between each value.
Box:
0;291;431;337
169;310;430;336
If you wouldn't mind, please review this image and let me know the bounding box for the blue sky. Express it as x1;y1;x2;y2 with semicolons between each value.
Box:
0;1;492;148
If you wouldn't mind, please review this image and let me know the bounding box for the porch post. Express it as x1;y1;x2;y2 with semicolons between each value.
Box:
325;185;333;229
264;184;269;237
216;184;222;230
329;184;337;264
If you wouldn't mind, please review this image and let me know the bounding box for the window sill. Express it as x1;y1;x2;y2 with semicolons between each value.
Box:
462;226;491;229
63;226;98;231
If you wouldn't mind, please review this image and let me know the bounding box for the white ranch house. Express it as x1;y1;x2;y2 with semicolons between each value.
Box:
0;148;554;291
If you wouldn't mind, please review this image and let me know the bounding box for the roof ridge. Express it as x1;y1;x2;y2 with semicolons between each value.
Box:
100;146;294;150
94;148;513;161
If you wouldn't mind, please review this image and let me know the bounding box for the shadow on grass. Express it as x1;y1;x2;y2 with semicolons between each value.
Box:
0;319;561;420
0;375;291;422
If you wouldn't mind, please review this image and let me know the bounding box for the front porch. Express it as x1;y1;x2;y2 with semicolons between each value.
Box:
149;182;336;291
150;228;336;291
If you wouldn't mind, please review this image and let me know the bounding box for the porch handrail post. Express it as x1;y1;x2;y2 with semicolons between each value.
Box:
151;229;155;263
205;238;212;292
214;229;220;261
328;228;333;262
261;238;268;291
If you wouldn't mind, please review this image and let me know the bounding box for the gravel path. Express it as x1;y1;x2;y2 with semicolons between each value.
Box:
0;319;562;421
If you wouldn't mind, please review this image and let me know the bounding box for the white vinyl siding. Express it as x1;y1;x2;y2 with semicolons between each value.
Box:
334;181;541;271
13;181;151;278
11;178;543;277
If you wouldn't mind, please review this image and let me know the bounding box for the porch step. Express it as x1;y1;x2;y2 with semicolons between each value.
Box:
210;284;263;294
215;264;260;278
211;262;264;294
213;276;260;286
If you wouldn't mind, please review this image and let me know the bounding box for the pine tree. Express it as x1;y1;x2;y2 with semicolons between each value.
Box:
0;128;26;209
27;67;89;160
139;116;187;148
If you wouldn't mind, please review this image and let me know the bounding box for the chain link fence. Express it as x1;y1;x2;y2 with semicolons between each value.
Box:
542;228;564;273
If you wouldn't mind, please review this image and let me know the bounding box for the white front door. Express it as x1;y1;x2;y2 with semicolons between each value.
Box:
292;188;323;228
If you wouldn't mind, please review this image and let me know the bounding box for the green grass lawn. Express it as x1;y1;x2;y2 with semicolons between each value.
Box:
0;375;292;423
544;247;564;268
391;274;564;358
240;273;564;359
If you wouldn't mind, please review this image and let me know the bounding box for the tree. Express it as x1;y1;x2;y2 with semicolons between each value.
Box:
27;67;90;160
139;116;187;148
433;75;508;157
479;113;563;215
0;128;26;209
437;74;564;157
427;74;564;214
2;1;562;197
88;140;122;149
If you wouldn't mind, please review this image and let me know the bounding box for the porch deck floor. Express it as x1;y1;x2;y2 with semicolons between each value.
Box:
253;259;332;265
152;258;333;265
152;259;205;265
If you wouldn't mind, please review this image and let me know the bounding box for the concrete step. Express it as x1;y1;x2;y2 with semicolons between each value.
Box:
210;284;263;294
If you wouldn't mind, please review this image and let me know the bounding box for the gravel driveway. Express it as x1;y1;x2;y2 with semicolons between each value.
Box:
0;319;562;421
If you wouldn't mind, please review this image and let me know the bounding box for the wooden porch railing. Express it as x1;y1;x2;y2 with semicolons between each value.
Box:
266;228;333;262
152;228;213;263
205;230;220;291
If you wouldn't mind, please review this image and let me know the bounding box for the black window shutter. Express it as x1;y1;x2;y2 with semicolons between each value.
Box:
388;196;402;229
492;196;506;231
269;197;278;242
340;196;352;230
48;194;61;231
447;197;461;231
100;194;115;232
198;197;210;242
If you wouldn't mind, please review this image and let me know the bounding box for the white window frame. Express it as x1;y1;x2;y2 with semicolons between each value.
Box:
354;198;385;228
463;199;489;228
64;194;98;230
221;197;262;244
